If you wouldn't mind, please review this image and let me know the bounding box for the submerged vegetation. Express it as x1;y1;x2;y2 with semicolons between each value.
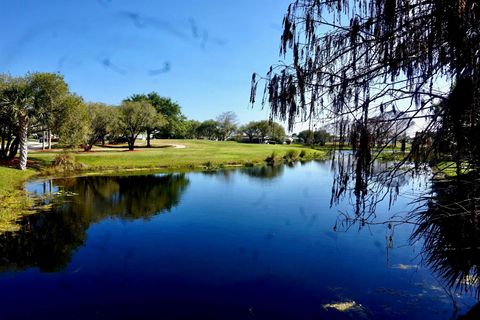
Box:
0;167;36;232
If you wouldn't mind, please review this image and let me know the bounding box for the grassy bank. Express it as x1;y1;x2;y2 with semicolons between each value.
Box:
0;139;326;232
0;167;37;232
29;139;327;172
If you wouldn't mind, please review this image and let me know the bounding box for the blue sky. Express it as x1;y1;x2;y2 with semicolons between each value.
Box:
0;0;292;126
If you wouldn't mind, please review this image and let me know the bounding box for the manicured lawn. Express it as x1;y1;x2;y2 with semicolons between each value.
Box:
29;139;327;171
0;166;36;197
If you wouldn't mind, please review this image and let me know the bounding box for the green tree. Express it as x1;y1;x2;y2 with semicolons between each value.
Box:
30;73;69;150
117;101;159;151
0;76;35;170
182;119;201;139
314;129;332;146
0;75;19;160
297;130;314;144
256;120;271;143
57;95;90;148
216;111;238;141
239;121;260;142
268;122;286;143
126;92;183;140
125;93;171;146
196;120;219;140
83;103;115;150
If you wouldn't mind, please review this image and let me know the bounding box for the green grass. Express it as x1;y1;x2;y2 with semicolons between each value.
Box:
0;167;37;232
29;139;327;172
0;166;36;197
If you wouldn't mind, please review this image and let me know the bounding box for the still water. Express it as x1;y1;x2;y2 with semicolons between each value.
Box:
0;161;476;319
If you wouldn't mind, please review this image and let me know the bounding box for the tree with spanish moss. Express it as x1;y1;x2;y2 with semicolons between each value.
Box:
251;0;480;214
250;0;480;305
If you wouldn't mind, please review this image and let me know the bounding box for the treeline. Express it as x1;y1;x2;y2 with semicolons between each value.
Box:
294;129;334;146
0;72;291;170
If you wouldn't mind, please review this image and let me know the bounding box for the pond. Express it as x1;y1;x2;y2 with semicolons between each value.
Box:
0;161;477;319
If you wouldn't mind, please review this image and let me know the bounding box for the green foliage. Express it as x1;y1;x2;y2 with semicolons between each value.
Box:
239;120;286;143
126;92;182;139
265;151;281;165
30;72;69;133
51;152;85;172
196;119;220;140
0;75;19;160
181;119;201;139
298;129;333;146
268;121;286;143
57;95;90;148
117;101;159;150
239;121;260;142
0;72;73;168
84;103;116;149
284;149;300;162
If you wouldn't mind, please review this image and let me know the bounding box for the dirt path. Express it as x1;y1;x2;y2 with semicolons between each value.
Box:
29;142;187;152
170;144;186;149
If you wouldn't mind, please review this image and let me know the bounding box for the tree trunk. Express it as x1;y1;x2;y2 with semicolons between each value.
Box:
146;129;151;148
48;129;52;150
6;138;19;161
18;116;28;170
128;137;135;151
42;130;46;150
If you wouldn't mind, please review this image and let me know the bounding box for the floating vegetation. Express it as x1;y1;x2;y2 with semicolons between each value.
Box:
0;185;77;234
391;264;418;270
323;301;363;312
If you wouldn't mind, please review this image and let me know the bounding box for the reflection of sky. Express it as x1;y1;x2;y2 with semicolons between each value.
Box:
0;0;292;125
6;161;477;318
26;179;59;195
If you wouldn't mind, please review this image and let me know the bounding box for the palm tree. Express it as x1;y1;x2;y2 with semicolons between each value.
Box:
0;76;34;170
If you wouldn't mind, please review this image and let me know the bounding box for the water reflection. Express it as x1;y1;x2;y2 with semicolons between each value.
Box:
411;173;480;298
0;173;189;272
0;162;478;318
240;165;285;180
201;164;285;182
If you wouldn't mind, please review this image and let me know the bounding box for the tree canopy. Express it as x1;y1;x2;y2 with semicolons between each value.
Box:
117;101;160;151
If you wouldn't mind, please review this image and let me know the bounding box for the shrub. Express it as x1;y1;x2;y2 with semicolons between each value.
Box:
284;150;300;162
52;153;85;172
265;151;280;165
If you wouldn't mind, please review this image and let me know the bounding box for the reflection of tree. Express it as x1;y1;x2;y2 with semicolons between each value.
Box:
0;174;189;272
240;165;285;180
410;173;480;297
330;152;415;226
61;174;189;220
201;165;286;182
